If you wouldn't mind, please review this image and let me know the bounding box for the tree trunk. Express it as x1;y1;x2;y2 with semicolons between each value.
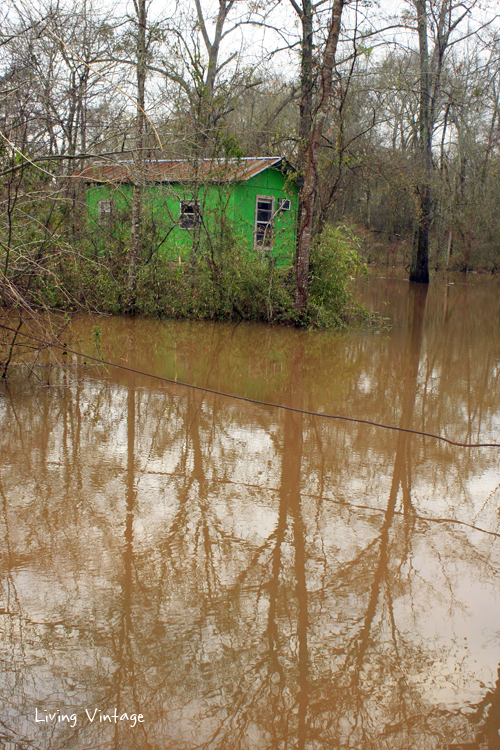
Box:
194;0;235;155
297;0;313;171
295;0;346;313
410;0;431;284
127;0;147;312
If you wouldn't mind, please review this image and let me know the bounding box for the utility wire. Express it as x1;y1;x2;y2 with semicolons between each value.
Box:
1;322;499;449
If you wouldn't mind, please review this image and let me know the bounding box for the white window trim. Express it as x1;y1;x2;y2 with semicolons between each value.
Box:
254;195;275;248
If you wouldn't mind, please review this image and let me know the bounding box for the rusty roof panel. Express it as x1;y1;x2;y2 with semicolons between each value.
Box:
73;157;287;184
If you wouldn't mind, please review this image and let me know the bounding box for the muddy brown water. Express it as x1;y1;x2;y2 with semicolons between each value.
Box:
1;273;500;750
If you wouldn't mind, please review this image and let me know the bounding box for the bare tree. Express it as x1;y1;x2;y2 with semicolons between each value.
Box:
410;0;486;283
293;0;346;313
127;0;148;312
154;0;264;156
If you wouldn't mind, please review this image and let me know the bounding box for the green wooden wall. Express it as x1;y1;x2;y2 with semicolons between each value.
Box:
85;166;299;267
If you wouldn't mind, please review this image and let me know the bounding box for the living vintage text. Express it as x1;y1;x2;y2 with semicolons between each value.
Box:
35;708;145;728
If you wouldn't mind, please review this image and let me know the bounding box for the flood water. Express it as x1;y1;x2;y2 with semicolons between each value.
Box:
1;274;500;750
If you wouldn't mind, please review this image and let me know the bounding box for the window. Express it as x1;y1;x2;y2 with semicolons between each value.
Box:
98;199;113;223
255;196;274;246
278;198;291;211
179;200;201;230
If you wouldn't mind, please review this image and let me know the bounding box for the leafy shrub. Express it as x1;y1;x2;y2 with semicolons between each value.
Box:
307;225;368;327
133;223;298;323
3;188;370;329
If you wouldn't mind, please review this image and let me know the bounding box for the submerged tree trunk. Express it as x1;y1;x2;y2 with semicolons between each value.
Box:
295;0;346;313
410;0;431;284
127;0;147;312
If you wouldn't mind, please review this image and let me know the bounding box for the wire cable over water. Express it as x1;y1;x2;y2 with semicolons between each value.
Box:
1;322;499;449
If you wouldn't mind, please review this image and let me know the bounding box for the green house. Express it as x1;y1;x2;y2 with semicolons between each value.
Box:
78;157;300;266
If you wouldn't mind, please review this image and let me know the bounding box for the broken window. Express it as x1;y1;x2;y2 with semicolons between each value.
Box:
255;196;274;246
98;200;113;223
179;200;201;230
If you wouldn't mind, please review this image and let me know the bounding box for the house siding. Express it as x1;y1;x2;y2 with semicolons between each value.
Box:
233;170;299;266
85;165;299;266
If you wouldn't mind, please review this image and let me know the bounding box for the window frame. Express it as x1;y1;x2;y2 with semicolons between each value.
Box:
254;195;275;248
179;200;201;230
98;199;113;224
278;198;291;212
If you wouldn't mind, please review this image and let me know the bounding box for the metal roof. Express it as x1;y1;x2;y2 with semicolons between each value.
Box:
73;157;292;185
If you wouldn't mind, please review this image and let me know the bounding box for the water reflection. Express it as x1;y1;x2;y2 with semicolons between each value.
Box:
0;276;500;749
471;667;500;749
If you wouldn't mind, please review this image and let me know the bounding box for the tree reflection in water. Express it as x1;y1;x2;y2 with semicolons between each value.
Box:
0;279;500;749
